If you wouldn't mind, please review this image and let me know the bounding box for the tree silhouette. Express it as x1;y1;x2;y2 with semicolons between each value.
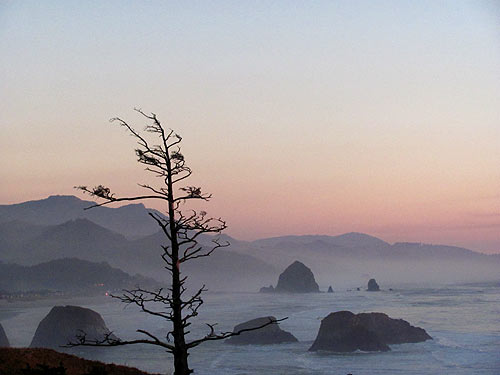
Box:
72;109;283;375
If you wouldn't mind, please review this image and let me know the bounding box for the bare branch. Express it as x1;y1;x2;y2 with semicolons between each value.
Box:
187;317;288;349
74;109;277;374
65;330;174;352
75;185;169;209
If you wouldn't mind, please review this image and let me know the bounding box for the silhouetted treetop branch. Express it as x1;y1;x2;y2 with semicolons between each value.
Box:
72;109;285;375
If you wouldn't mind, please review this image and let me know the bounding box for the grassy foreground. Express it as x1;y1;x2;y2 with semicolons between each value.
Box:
0;347;159;375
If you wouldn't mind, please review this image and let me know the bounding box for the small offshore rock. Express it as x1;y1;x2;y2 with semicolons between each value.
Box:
367;278;380;291
225;316;298;345
259;285;275;293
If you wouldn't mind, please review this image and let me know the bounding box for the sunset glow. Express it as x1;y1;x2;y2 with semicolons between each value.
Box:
1;1;499;252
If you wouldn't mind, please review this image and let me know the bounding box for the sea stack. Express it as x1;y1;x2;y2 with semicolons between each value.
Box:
225;316;298;345
309;311;432;352
275;261;320;293
327;286;334;293
30;305;118;349
0;323;9;347
309;311;389;352
367;278;380;291
259;285;275;293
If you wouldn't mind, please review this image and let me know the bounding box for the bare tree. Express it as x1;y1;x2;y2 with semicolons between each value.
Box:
72;109;284;375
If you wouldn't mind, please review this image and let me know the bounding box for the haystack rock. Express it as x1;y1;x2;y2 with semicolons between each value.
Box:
275;261;320;293
225;316;298;345
367;278;380;291
30;305;118;348
309;311;431;352
0;323;9;347
327;286;334;293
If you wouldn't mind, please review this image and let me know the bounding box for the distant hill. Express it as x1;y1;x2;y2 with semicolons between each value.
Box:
249;232;495;261
244;233;499;286
124;230;278;290
0;218;129;265
0;218;278;292
252;232;392;259
0;258;157;293
253;232;389;250
0;220;47;252
0;195;165;238
390;242;482;260
1;196;499;288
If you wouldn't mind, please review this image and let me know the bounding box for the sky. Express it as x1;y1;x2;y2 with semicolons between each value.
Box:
1;1;499;253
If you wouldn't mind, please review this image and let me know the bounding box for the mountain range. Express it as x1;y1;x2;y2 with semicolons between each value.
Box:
1;195;499;290
0;195;164;239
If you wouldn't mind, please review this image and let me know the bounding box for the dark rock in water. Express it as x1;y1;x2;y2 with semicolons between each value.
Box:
309;311;432;352
0;323;9;347
327;286;334;293
275;261;320;293
309;311;389;352
356;312;432;344
367;278;380;291
259;285;275;293
30;305;118;348
225;316;298;345
356;287;360;291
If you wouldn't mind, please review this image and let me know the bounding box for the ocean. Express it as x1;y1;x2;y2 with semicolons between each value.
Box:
1;282;499;374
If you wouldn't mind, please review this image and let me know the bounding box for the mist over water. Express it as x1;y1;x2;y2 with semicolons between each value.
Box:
2;282;499;374
1;198;499;374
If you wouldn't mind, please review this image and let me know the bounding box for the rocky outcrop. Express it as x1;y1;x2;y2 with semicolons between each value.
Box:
309;311;431;352
274;261;319;293
259;285;274;293
309;311;389;352
327;286;334;293
367;278;380;291
0;323;9;347
356;312;432;344
225;316;298;345
30;306;118;349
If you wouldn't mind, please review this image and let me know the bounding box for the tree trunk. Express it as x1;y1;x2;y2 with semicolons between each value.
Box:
167;156;192;375
172;256;191;374
173;345;191;375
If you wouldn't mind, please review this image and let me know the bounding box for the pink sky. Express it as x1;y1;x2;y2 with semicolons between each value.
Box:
1;2;499;253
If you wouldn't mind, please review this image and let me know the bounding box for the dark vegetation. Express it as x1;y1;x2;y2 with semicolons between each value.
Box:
0;348;157;375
